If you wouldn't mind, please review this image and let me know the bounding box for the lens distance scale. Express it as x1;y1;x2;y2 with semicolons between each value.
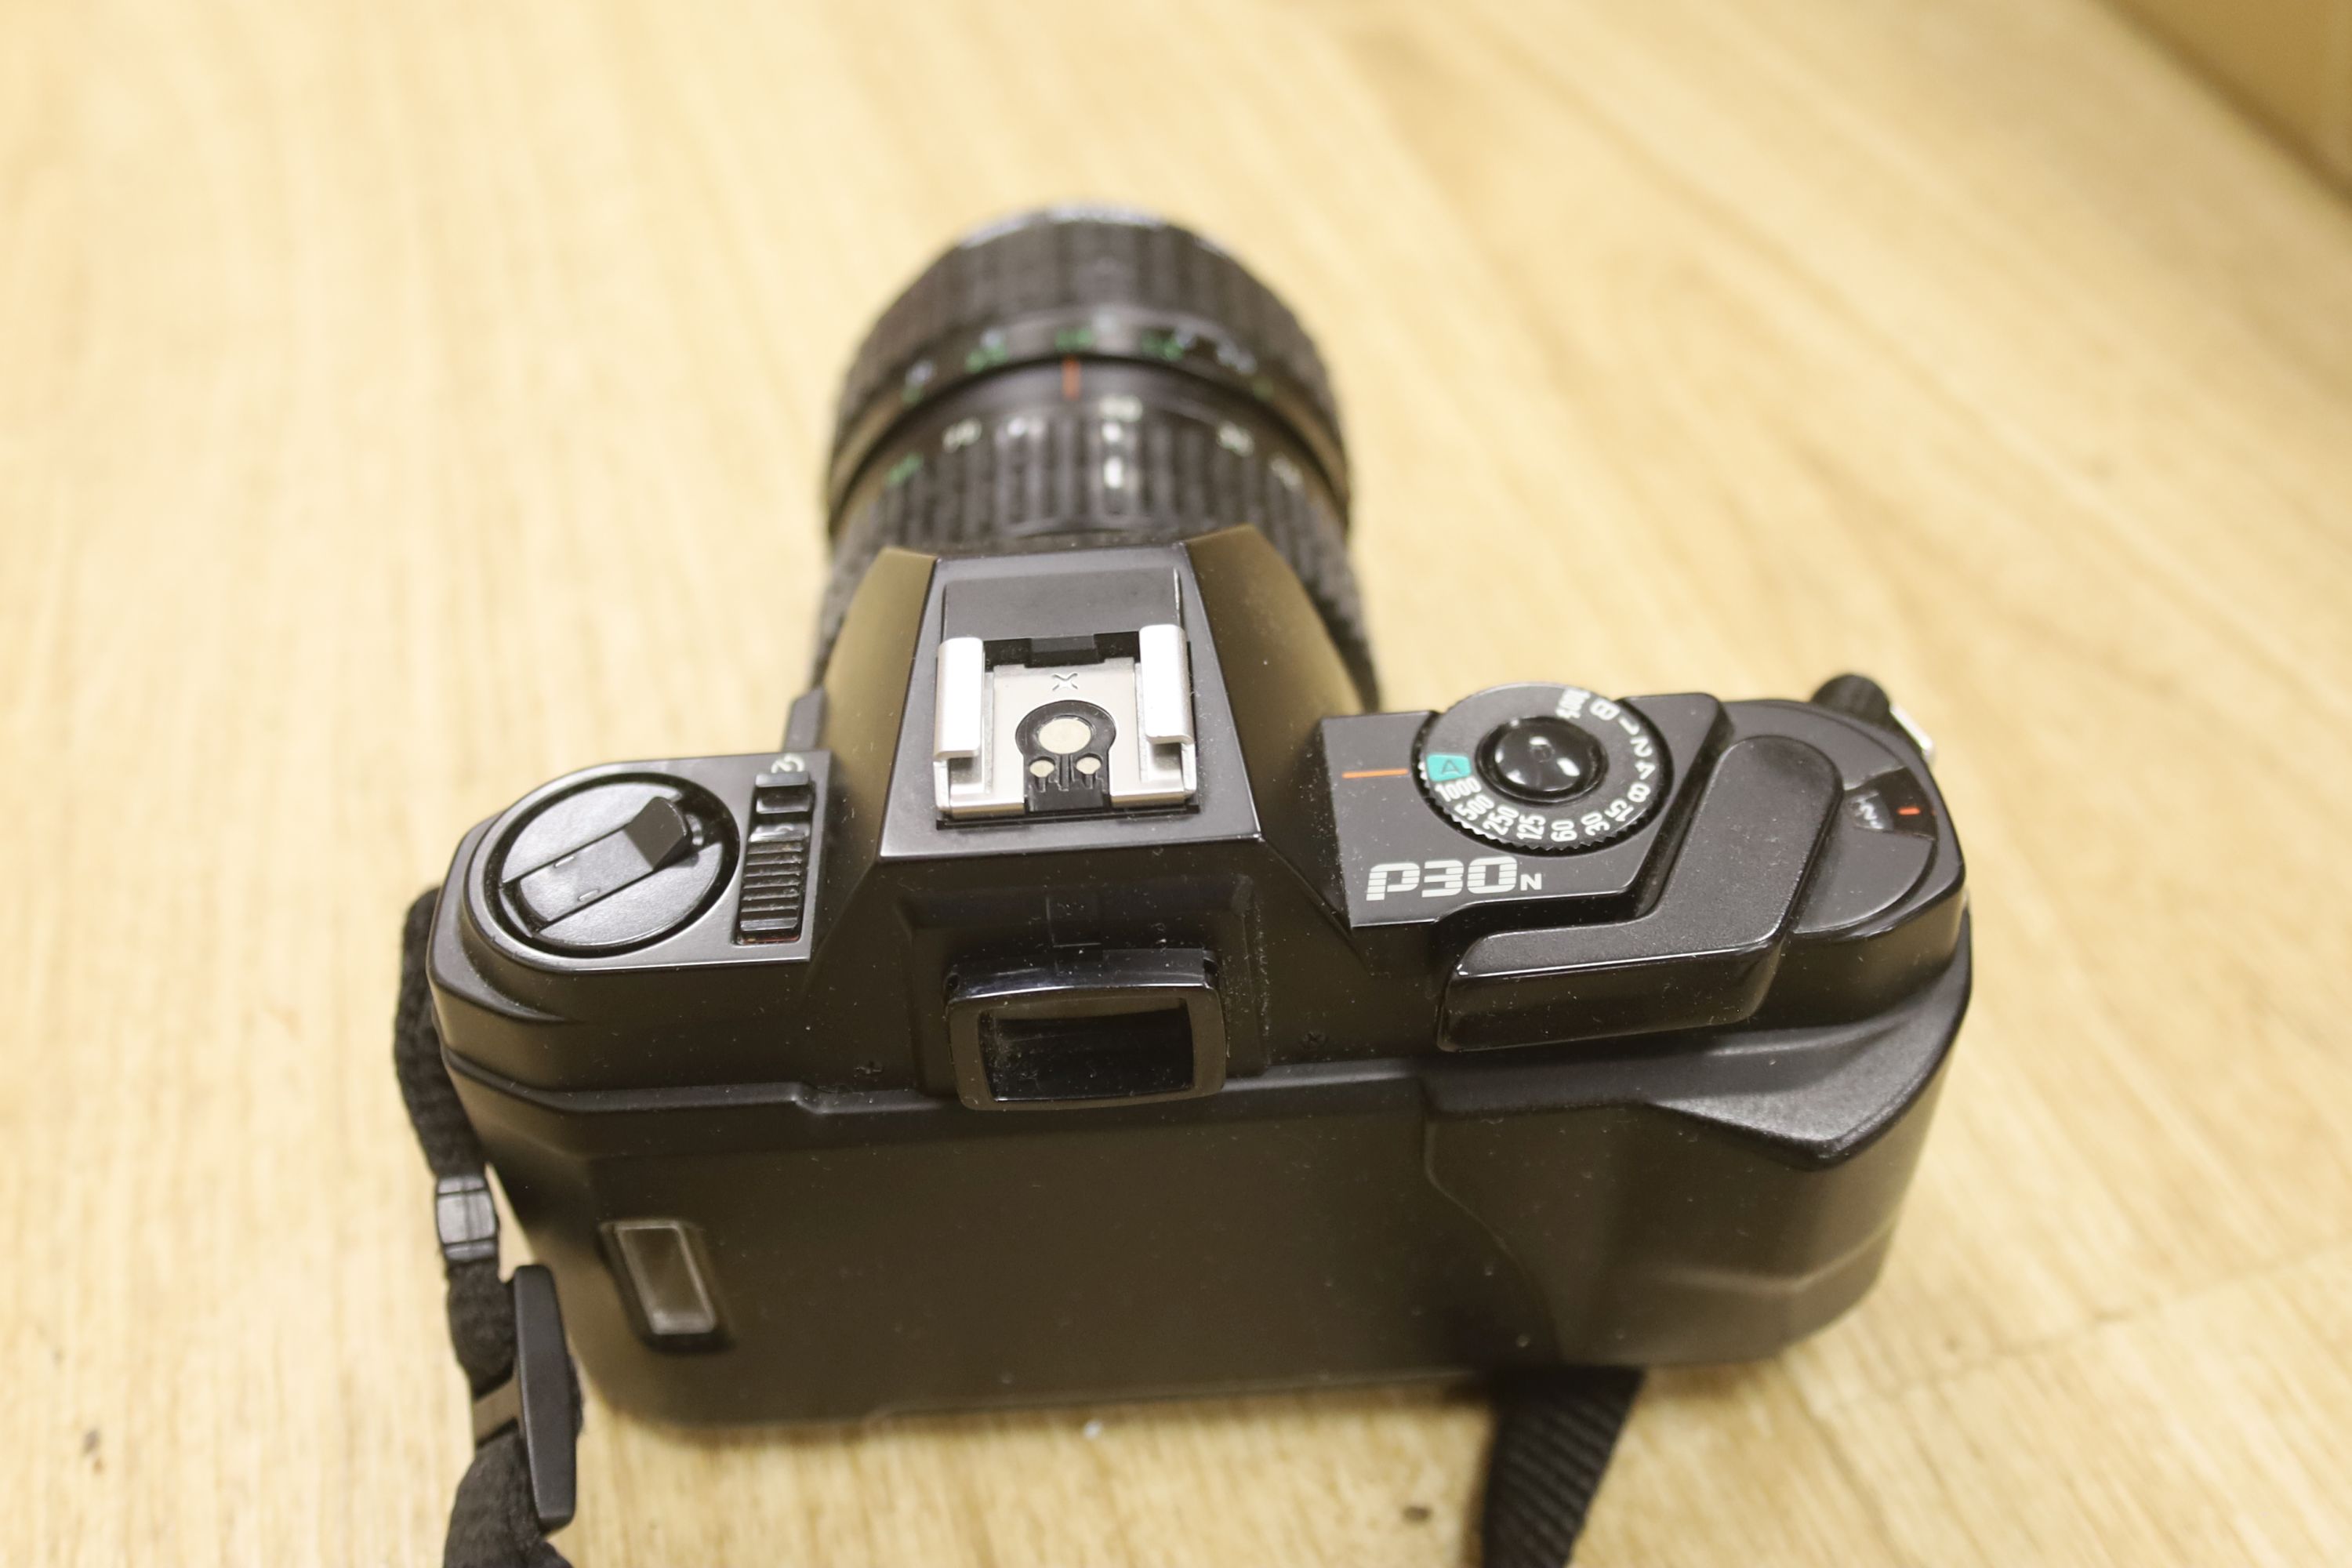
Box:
1417;684;1668;852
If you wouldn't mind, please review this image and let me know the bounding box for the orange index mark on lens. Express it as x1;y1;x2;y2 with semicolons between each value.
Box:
1341;768;1411;779
1896;805;1922;815
1062;357;1080;400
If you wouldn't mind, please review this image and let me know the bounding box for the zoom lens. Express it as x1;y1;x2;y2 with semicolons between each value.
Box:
817;205;1374;703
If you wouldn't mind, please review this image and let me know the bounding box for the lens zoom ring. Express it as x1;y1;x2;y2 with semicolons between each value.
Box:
816;404;1374;702
833;212;1341;458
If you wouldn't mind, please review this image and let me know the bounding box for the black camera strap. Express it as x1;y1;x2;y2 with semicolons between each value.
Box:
395;893;1637;1568
395;894;581;1565
1479;1366;1644;1568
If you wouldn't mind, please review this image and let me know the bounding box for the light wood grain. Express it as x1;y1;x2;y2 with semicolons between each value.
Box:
4;1;2350;1563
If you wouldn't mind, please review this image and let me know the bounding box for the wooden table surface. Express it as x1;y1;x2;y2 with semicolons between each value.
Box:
6;0;2350;1563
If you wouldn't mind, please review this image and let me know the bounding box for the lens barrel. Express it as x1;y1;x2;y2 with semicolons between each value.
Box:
818;207;1374;703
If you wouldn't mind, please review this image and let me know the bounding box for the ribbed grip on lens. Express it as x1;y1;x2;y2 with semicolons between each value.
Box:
831;209;1342;467
817;398;1374;702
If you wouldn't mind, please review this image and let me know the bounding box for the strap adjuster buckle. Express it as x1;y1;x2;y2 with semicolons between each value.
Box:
469;1265;578;1534
435;1174;499;1265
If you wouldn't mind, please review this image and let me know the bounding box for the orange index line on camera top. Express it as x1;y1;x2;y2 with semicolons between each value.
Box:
1341;768;1410;779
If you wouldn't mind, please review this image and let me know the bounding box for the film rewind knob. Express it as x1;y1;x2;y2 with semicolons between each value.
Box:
494;779;730;952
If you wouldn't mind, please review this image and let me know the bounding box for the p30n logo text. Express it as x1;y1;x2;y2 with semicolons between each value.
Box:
1363;855;1538;902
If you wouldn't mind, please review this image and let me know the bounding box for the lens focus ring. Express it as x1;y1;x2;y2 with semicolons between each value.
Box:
818;208;1372;704
817;369;1369;700
829;207;1342;504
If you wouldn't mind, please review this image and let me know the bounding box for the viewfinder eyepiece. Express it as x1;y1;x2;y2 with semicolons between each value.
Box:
945;950;1226;1110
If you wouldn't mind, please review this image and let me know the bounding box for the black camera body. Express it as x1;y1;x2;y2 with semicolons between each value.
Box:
426;211;1969;1426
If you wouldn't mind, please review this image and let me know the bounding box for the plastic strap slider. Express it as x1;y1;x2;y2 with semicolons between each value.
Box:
434;1174;499;1265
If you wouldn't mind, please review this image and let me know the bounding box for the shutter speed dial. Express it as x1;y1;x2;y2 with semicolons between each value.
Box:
1417;684;1669;852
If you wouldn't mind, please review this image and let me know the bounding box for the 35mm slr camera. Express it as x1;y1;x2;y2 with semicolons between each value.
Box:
424;208;1970;1428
